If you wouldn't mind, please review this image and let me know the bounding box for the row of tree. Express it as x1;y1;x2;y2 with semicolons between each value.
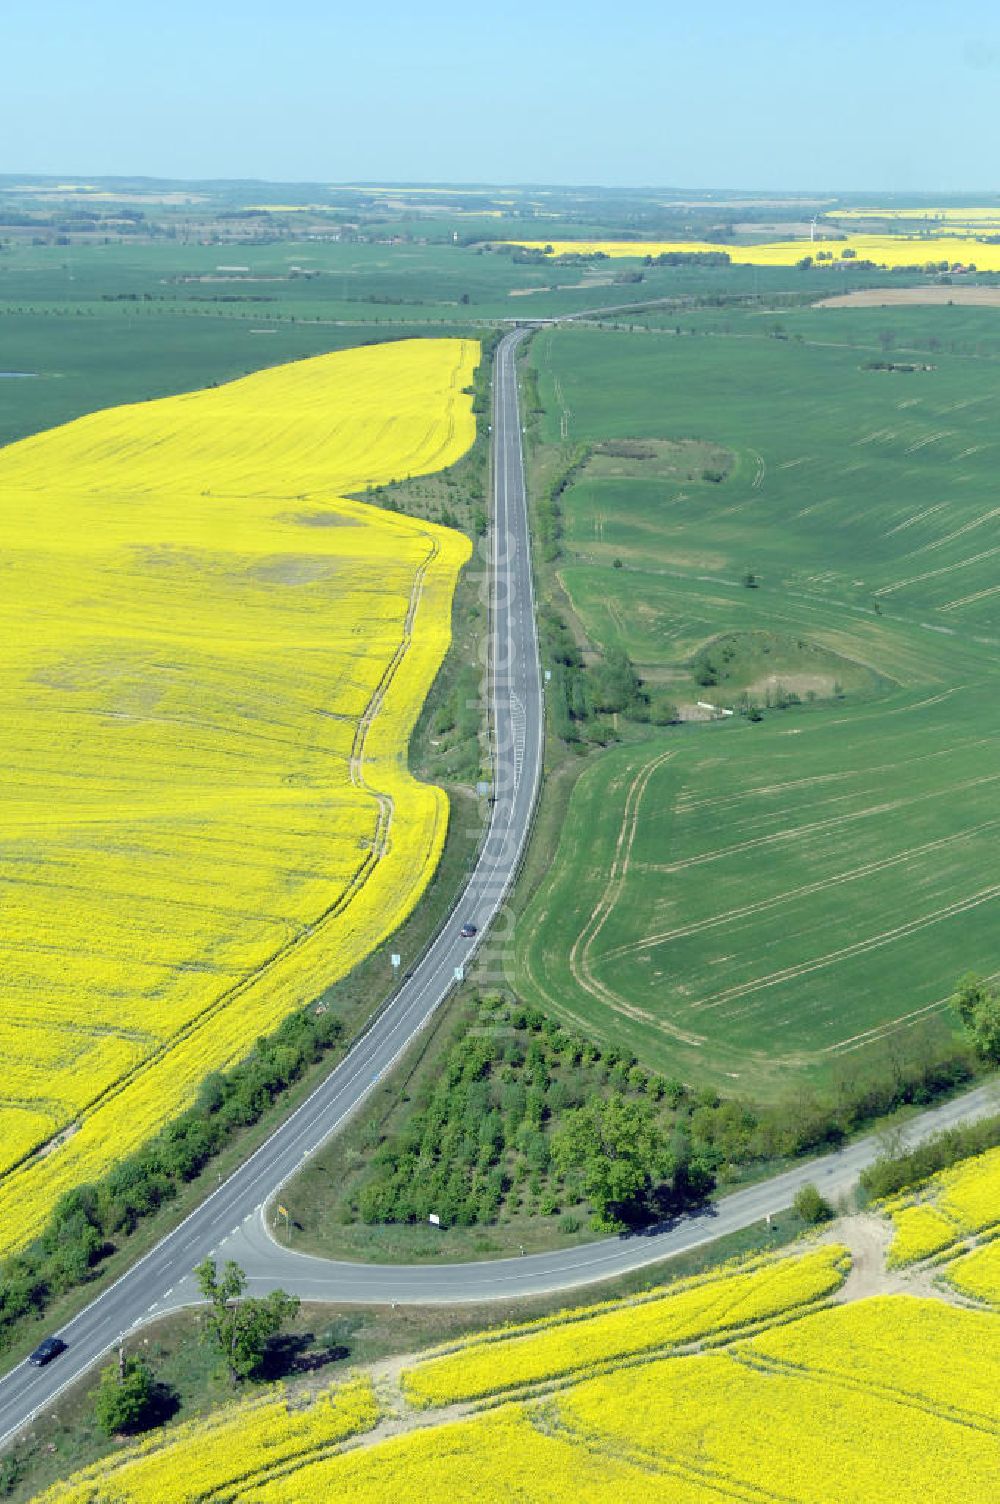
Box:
542;604;679;747
0;1007;343;1355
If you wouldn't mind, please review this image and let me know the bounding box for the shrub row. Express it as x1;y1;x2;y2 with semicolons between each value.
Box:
860;1112;1000;1202
534;444;589;563
0;1006;343;1354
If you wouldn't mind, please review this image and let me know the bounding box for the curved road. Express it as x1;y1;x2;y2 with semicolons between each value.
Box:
0;326;997;1450
222;1077;998;1304
0;326;544;1447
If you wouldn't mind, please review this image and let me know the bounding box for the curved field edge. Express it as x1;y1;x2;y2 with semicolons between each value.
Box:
0;338;477;1254
31;1244;1000;1504
399;1244;848;1406
883;1142;1000;1302
512;703;998;1093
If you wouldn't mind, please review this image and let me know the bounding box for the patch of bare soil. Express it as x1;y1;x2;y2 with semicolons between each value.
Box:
747;671;838;699
586;436;733;484
819;1213;975;1307
509;277;615;297
249;557;340;585
285;511;362;528
814;285;1000;309
677;702;720;722
38;1122;79;1158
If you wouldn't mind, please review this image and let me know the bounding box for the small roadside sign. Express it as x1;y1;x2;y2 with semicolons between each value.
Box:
391;953;401;969
544;669;552;682
454;965;464;983
277;1204;289;1219
429;1213;441;1227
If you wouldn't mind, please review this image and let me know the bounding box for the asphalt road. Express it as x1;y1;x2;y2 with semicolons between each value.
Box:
219;1077;999;1304
0;325;997;1451
0;326;544;1448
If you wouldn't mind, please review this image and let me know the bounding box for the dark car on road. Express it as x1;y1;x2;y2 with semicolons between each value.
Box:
460;922;478;939
28;1337;66;1367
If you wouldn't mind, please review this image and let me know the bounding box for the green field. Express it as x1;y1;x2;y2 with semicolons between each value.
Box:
514;314;1000;1094
0;235;895;445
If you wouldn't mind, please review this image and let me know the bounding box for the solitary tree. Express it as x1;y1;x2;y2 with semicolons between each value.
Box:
552;1096;672;1228
952;974;1000;1063
195;1258;299;1385
94;1348;156;1436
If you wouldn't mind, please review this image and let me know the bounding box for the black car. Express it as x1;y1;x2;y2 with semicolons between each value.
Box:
460;922;478;939
28;1336;66;1367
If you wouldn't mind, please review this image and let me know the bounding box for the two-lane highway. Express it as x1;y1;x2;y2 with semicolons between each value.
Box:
218;1076;998;1304
0;326;544;1448
2;324;997;1455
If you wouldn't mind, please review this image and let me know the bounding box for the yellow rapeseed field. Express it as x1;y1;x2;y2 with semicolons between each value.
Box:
741;1295;1000;1424
36;1259;1000;1502
508;236;1000;270
937;1143;1000;1233
558;1300;999;1504
835;206;1000;228
34;1375;379;1503
401;1245;846;1406
885;1144;1000;1291
239;1408;699;1504
0;337;477;1251
948;1240;1000;1305
885;1202;960;1266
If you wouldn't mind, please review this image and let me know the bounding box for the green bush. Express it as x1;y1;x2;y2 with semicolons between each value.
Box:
793;1184;834;1225
94;1354;156;1437
952;973;1000;1062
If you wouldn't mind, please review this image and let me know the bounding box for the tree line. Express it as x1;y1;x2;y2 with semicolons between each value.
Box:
542;605;679;747
0;1006;342;1357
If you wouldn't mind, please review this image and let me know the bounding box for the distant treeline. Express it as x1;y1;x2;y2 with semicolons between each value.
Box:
643;251;732;267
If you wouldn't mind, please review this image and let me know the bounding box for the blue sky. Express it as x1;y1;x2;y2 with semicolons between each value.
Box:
4;0;1000;190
